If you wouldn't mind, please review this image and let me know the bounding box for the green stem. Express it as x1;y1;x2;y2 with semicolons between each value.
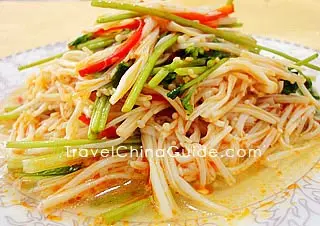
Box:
18;37;114;71
218;22;243;28
77;37;114;49
148;68;170;88
88;96;99;139
296;53;319;66
22;144;141;173
122;34;179;112
152;58;207;74
69;33;94;48
256;45;320;71
91;0;257;47
98;197;150;225
0;112;20;120
18;52;64;71
98;96;111;132
86;39;115;50
6;139;105;149
90;95;107;133
180;58;228;91
181;86;196;115
4;106;19;112
167;58;228;99
19;164;82;177
174;66;207;76
97;12;140;23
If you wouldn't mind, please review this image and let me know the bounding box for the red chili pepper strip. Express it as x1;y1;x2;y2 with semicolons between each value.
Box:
79;19;144;77
93;19;141;37
174;4;234;22
79;114;91;126
150;93;167;102
90;91;97;101
98;126;118;139
202;20;218;28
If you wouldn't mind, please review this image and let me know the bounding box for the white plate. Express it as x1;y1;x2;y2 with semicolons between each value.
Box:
0;37;320;226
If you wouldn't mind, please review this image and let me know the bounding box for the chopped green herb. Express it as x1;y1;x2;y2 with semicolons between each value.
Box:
282;80;298;95
282;68;320;99
161;72;176;89
167;85;182;99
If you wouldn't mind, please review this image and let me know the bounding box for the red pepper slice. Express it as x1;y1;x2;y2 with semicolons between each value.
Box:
79;19;144;77
98;126;118;139
174;4;234;22
150;93;167;102
89;91;97;102
202;20;218;28
79;114;91;126
93;19;141;37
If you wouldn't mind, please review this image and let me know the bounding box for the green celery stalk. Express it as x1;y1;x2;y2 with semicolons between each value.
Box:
0;112;20;120
18;52;64;71
122;34;178;112
90;95;108;133
98;96;111;132
88;95;99;139
218;22;243;28
4;106;19;112
22;152;80;173
86;39;114;50
22;144;141;173
18;37;115;71
296;53;319;66
98;197;150;225
68;33;94;48
77;37;107;48
97;12;140;23
174;66;207;76
148;68;170;88
152;58;206;75
181;58;228;91
181;86;196;115
167;58;228;99
18;164;81;177
91;0;257;47
6;139;105;149
257;45;320;71
77;37;114;50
